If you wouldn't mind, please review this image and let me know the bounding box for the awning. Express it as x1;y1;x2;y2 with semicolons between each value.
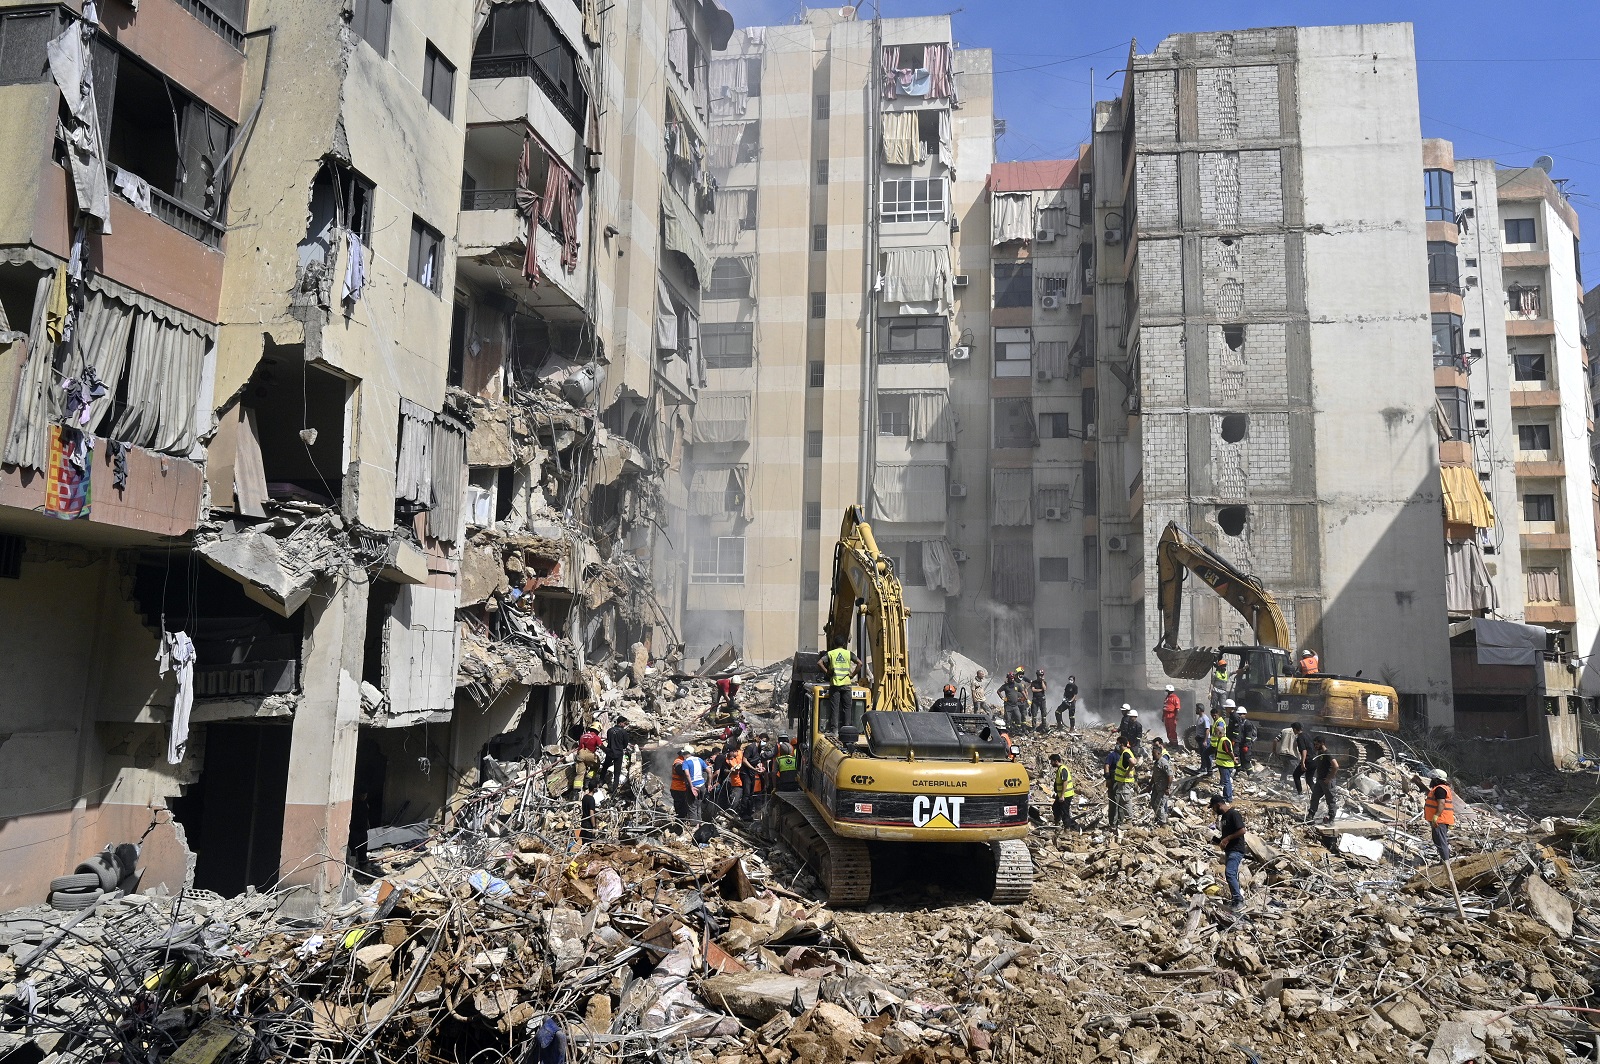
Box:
872;463;946;523
1440;465;1495;528
991;468;1033;526
690;391;750;443
662;186;712;285
1471;617;1545;667
991;191;1033;245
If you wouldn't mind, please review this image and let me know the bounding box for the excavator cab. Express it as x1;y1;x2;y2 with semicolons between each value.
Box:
1226;645;1293;715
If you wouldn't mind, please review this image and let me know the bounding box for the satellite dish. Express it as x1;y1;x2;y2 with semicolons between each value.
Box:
1534;155;1555;174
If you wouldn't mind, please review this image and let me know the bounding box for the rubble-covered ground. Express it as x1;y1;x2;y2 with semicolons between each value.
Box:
3;673;1597;1064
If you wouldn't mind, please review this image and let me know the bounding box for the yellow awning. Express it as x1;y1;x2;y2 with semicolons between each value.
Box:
1441;465;1496;528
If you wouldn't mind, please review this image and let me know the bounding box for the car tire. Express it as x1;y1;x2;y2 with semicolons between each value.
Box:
48;889;102;911
48;873;103;894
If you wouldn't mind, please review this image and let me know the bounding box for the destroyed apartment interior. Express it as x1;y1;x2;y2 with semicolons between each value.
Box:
0;1;1596;1062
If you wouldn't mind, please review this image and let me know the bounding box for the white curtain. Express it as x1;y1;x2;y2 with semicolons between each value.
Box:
991;468;1033;526
937;110;953;168
992;192;1034;245
709;122;751;170
656;277;679;353
667;1;689;83
1527;567;1562;603
990;542;1034;605
691;392;751;443
709;56;748;115
5;273;60;471
1445;539;1497;614
922;538;962;596
881;111;924;166
872;463;947;523
1036;341;1071;380
111;312;207;454
992;611;1036;670
396;399;434;506
689;465;750;519
71;290;135;432
708;189;752;245
881;247;953;308
426;418;467;543
884;389;955;443
1036;486;1072;516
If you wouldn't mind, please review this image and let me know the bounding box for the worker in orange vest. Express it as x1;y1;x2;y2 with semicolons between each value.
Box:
1161;685;1181;745
1298;649;1320;676
1414;769;1456;861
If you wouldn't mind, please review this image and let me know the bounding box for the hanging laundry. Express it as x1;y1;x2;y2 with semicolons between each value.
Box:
106;439;128;490
111;167;153;215
342;228;366;303
44;267;68;343
903;69;932;96
61;366;107;427
157;630;196;764
45;424;90;519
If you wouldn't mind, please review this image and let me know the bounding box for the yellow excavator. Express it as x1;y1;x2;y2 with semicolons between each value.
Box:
771;506;1033;906
1154;521;1399;761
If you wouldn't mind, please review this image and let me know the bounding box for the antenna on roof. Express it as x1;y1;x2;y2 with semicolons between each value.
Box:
1534;155;1555;174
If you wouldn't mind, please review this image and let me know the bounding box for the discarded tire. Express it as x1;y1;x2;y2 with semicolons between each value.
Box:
76;853;122;893
48;873;102;894
48;889;102;911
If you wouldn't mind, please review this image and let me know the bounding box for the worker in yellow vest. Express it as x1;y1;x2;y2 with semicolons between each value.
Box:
1048;752;1076;828
1214;730;1238;803
816;645;861;732
1108;736;1138;832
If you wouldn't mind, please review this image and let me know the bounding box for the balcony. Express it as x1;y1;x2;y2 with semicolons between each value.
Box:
1515;460;1565;479
0;438;204;543
471;55;586;136
471;1;591;146
458;204;588;318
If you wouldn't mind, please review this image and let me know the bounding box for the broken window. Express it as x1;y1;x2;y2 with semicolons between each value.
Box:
352;0;392;56
1222;324;1244;351
0;8;58;86
243;350;348;507
475;2;588;129
880;316;947;364
409;216;444;294
298;159;374;275
992;398;1037;448
703;322;754;368
422;42;456;117
993;262;1033;308
1217;505;1248;537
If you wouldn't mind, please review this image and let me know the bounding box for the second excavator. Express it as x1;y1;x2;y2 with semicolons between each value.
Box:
771;506;1033;906
1153;521;1399;762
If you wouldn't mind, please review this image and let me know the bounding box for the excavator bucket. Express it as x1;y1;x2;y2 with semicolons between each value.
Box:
1156;644;1222;680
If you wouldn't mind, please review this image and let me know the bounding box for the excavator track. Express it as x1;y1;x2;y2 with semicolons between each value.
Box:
771;791;872;907
987;839;1034;906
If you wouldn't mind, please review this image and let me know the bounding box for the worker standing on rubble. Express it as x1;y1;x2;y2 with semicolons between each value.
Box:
1194;706;1214;776
930;684;964;713
1150;738;1173;826
818;646;861;729
602;719;630;791
1048;752;1077;827
579;777;600;843
1117;704;1144;753
1289;723;1312;794
997;671;1018;728
1234;708;1258;772
576;725;603;789
971;668;990;711
709;674;742;720
773;736;799;792
739;732;767;817
1211;700;1232;763
1058;675;1079;731
1162;685;1181;745
1414;769;1455;860
674;745;708;822
1030;669;1049;731
1210;795;1249;910
670;747;692;819
1108;735;1138;832
1306;737;1339;825
1214;724;1239;803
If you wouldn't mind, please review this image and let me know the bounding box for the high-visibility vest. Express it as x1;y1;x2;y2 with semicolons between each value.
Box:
1424;783;1455;826
1053;764;1076;799
1215;736;1237;769
825;647;853;686
1113;749;1137;786
1210;716;1228;748
1302;653;1320;674
727;749;743;787
671;757;689;792
775;753;798;786
1213;666;1227;684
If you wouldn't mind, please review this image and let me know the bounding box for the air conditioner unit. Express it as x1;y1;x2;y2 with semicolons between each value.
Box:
1080;178;1092;196
1084;266;1094;288
1037;369;1050;382
1108;634;1133;650
1085;422;1097;437
1107;535;1129;552
1040;294;1062;311
1108;649;1134;665
1036;228;1056;244
1104;228;1123;245
951;548;969;562
948;482;968;498
950;345;972;361
953;274;970;287
1043;507;1063;521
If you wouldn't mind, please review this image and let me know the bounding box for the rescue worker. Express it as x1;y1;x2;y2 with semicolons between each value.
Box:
772;736;799;792
602;719;630;791
1210;659;1230;712
1289;722;1312;793
1161;685;1181;745
1234;707;1258;772
723;744;745;813
1210;795;1249;910
930;684;964;713
1214;724;1239;803
1108;735;1137;832
1306;737;1339;824
1194;706;1215;776
971;668;990;711
1414;769;1455;861
1117;704;1144;752
1058;675;1079;730
740;733;768;817
579;777;601;844
1048;752;1076;827
997;671;1019;729
677;745;708;822
1030;669;1049;731
576;725;603;789
1211;700;1233;762
817;646;861;730
1009;681;1031;731
993;718;1018;761
1149;737;1173;826
710;674;742;718
670;747;692;819
1299;649;1320;676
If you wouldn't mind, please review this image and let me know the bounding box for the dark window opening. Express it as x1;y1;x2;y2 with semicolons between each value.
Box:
810;291;826;319
448;301;468;387
704;322;754;368
1082;535;1099;586
1424;168;1454;222
1513;350;1547;381
1505;216;1536;245
352;0;392;55
744;56;761;97
246;349;348;507
496;466;516;521
1040;412;1071;439
1081;387;1096;431
816;159;828;185
473;1;588;131
1039;557;1071;582
1222;324;1244;351
1427;240;1460;291
1518;423;1552;451
409;216;444;293
994;262;1033;308
0;534;23;579
423;42;456;117
812;224;827;252
170;721;292;897
806;430;823;458
1217;505;1248;537
299;159;375;278
805;501;821;530
1219;413;1248;443
0;9;61;86
808;360;825;387
815;93;829;120
879;316;948;364
885;546;925;586
992;398;1037;448
1082;465;1098;516
1523;493;1556;523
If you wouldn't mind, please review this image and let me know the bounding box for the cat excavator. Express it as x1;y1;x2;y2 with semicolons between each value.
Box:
1154;521;1399;763
773;506;1033;906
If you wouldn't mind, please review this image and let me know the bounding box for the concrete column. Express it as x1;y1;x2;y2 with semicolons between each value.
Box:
279;571;368;894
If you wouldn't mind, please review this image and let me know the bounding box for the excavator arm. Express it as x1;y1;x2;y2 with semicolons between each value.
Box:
1155;521;1293;679
821;505;920;714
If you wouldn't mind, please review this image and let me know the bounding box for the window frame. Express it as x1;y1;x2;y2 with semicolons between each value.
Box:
423;42;456;117
806;429;823;458
352;0;393;57
1435;386;1469;442
1522;493;1557;524
1426;241;1460;292
804;501;821;530
691;535;747;585
1039;557;1071;582
815;93;829;120
993;261;1033;308
993;327;1032;379
1504;216;1537;245
409;216;445;294
877;395;911;437
808;360;825;388
810;291;826;319
706;258;753;301
1513;349;1548;381
812;224;827;252
1431;312;1464;367
1518;423;1553;452
816;159;829;185
1039;412;1071;439
702;322;754;368
880;178;946;223
1424;168;1454;223
992;396;1036;448
879;316;948;364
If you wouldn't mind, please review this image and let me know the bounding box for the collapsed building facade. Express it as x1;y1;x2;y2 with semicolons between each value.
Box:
0;0;731;908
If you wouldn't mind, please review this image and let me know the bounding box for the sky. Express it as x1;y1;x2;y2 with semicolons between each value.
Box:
719;0;1600;272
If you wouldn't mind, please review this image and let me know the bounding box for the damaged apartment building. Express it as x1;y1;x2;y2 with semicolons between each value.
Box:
0;0;731;909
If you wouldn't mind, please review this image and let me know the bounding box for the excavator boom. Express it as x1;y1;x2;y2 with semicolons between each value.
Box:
1155;522;1292;678
821;505;920;713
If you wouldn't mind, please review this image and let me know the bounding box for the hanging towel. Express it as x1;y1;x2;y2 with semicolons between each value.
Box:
342;229;366;303
111;167;153;214
157;631;196;764
44;266;68;343
45;424;91;519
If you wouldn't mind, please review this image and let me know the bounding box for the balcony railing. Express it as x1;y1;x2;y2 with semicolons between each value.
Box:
470;54;585;132
462;188;520;211
1433;351;1469;373
149;186;225;249
174;0;246;49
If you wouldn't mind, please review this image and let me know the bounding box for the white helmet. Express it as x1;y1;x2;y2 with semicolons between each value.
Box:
681;745;694;754
1222;698;1237;709
1432;768;1449;781
1165;685;1175;692
1300;649;1313;658
1235;708;1248;717
1121;703;1134;714
994;718;1007;729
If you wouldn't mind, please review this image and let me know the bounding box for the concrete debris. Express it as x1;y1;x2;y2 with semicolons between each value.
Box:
194;513;346;616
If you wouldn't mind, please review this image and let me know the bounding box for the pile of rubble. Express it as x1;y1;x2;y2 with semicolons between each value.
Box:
3;700;1598;1064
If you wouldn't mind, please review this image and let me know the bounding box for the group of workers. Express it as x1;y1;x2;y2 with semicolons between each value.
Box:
668;728;800;825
